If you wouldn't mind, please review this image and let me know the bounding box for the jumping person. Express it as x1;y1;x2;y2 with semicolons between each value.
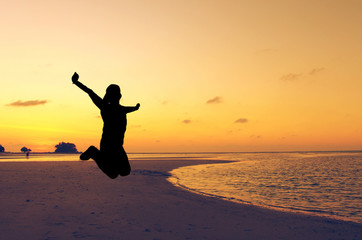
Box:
71;72;140;179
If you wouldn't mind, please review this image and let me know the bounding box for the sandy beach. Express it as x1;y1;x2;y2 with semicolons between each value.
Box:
0;160;361;240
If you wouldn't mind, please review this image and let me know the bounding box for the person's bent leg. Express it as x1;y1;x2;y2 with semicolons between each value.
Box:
119;147;131;176
94;151;120;179
94;159;119;179
80;146;99;160
81;146;119;179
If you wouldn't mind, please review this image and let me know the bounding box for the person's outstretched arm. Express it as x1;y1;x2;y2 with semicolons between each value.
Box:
123;103;140;113
72;72;103;109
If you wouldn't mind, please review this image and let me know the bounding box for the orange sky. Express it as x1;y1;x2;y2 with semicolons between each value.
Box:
1;0;361;152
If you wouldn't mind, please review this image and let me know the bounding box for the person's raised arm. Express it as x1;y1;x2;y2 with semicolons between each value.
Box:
123;103;140;113
72;72;92;93
72;72;103;109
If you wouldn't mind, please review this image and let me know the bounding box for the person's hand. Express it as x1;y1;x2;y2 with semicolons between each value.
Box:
72;72;79;83
136;103;140;110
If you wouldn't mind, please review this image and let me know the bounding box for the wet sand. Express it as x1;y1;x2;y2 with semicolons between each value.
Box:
0;160;361;240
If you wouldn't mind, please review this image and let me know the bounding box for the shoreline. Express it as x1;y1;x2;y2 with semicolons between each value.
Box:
167;160;360;225
170;174;360;225
0;160;361;239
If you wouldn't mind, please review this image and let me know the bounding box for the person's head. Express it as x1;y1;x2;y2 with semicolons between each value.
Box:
103;84;122;104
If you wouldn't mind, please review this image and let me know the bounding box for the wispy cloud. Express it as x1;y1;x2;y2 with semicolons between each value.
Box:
234;118;248;123
182;119;191;124
280;73;303;81
206;96;222;104
281;67;325;81
6;100;48;107
309;67;325;76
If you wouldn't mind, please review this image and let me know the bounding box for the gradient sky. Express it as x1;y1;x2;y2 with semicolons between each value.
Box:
1;0;361;152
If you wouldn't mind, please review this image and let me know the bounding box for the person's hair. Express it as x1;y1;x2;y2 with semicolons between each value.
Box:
103;84;121;104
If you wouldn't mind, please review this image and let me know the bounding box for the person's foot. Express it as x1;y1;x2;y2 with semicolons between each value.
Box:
80;146;97;160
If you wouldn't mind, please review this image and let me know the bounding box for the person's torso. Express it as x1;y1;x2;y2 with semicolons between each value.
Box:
101;105;127;138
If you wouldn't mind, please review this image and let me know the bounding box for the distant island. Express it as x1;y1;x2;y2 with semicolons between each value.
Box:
0;143;80;154
54;142;79;153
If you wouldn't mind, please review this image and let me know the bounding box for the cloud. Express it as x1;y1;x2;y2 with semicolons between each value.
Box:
6;100;48;107
309;67;325;76
280;73;303;81
234;118;248;123
206;96;222;104
281;68;325;82
182;119;191;124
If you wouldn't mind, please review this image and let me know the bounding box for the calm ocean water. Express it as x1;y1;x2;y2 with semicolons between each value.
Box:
168;152;362;223
1;151;361;223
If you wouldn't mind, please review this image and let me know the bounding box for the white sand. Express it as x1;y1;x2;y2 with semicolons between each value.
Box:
0;160;361;240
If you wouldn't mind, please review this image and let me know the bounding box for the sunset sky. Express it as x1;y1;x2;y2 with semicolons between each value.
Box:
1;0;361;152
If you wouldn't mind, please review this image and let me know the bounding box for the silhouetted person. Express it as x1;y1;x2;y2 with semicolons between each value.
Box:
72;72;140;179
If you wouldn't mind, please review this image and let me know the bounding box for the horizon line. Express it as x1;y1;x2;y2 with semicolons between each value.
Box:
1;150;362;154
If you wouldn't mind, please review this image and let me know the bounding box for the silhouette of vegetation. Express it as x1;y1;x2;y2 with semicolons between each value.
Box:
21;147;31;153
54;142;78;153
0;144;4;152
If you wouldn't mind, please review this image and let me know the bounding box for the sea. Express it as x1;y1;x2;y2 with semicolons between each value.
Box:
1;151;361;223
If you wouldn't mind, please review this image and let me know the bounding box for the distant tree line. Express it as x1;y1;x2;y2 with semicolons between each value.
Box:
21;147;32;153
54;142;79;153
0;142;79;153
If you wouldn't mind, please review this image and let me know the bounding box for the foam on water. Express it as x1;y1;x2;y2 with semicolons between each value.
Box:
168;152;362;223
